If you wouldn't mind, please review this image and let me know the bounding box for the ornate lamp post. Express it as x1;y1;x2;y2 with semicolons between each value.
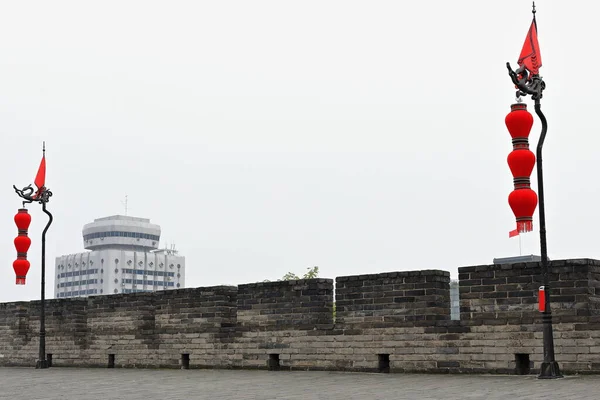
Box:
13;143;53;369
506;3;562;379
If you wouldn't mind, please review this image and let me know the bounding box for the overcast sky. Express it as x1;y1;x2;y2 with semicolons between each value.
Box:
1;1;597;303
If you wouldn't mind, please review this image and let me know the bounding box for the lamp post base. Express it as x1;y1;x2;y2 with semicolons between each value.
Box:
538;361;562;379
35;360;49;369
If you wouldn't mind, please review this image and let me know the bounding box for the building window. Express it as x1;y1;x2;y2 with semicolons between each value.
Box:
114;279;118;284
114;268;119;273
83;231;160;242
114;258;119;264
114;289;118;294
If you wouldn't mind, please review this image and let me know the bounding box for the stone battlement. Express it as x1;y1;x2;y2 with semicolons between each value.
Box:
2;259;600;374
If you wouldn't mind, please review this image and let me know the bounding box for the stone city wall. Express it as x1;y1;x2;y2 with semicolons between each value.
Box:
2;258;600;374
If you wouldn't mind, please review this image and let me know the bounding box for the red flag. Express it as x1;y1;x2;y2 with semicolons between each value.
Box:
509;229;519;238
34;154;46;190
518;18;542;76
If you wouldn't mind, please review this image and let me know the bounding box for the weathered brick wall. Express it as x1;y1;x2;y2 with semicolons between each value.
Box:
586;263;600;315
233;279;333;369
457;259;600;372
85;293;158;367
2;259;600;374
237;279;333;331
45;299;89;365
153;286;237;368
336;270;450;327
459;259;598;323
0;299;89;366
0;302;34;365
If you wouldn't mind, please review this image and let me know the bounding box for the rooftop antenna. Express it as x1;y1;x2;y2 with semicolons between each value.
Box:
121;195;128;216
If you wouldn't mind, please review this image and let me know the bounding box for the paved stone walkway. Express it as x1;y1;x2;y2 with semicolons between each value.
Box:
0;368;597;399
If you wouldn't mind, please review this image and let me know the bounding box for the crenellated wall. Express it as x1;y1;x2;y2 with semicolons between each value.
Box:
2;259;600;374
335;270;450;327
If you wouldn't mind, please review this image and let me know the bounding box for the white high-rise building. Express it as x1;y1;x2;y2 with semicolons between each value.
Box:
54;215;185;298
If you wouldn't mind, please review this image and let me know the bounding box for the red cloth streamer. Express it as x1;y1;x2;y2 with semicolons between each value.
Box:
505;103;538;233
518;18;542;77
34;154;46;191
33;154;46;199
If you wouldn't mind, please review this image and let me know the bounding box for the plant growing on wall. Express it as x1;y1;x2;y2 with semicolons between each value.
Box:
281;266;319;281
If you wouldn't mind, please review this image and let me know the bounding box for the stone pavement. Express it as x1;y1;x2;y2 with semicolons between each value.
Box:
0;368;598;400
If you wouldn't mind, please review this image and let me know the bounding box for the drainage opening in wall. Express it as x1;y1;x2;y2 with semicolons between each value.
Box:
108;354;115;368
268;354;280;371
46;354;53;368
181;353;190;370
378;354;390;373
514;353;531;375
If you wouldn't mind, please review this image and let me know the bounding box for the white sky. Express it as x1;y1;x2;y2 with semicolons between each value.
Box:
1;0;597;302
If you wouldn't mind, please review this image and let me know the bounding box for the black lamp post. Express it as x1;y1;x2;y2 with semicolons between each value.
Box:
13;145;53;369
506;3;562;379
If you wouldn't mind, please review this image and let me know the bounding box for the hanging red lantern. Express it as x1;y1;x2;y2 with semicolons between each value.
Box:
505;103;538;233
505;103;534;139
14;235;31;254
13;259;30;285
13;208;31;285
507;149;536;179
508;188;538;232
14;208;31;232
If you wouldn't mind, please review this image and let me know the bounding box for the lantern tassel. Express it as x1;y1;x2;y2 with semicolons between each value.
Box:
517;220;534;233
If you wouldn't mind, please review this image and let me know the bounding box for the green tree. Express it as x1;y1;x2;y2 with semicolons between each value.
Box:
281;266;319;280
263;266;320;283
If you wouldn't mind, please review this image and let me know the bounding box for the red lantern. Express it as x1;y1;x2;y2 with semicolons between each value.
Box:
14;235;31;254
505;103;534;139
507;149;536;179
13;259;30;285
14;208;31;232
508;188;538;232
505;103;538;233
13;208;31;285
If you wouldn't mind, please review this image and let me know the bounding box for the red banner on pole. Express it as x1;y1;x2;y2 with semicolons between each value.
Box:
518;18;542;76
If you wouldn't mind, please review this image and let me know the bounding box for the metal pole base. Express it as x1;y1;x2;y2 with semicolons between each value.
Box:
35;360;49;369
538;362;562;379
